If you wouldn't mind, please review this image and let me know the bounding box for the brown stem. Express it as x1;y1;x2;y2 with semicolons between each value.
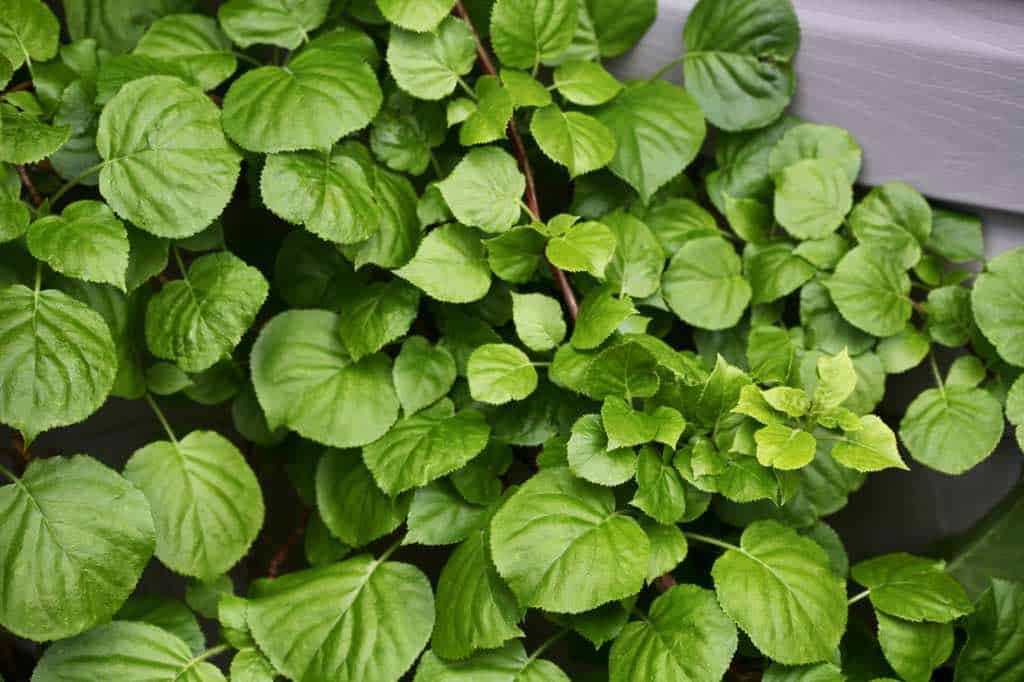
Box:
3;81;32;94
267;507;309;578
654;573;677;593
16;165;42;208
452;0;579;322
11;434;29;475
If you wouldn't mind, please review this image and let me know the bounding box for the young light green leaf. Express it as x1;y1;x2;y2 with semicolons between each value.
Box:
683;0;799;131
341;163;422;270
849;181;932;268
899;385;1003;475
376;0;455;32
631;446;687;524
432;529;524;660
490;467;649;613
662;236;751;330
639;519;689;583
0;456;155;641
135;14;236;90
774;159;853;240
387;16;476;100
405;481;487;546
851;553;972;623
33;621;224;681
604;209;664;299
316;450;408;547
0;165;30;242
830;415;908;472
602;397;659;449
251;310;400;447
490;0;577;69
438;147;525;232
145;251;268;373
609;585;737;682
393;336;457;415
876;612;953;682
460;75;514;146
769;123;862;182
247;557;434;682
0;286;117;443
468;343;538;404
553;59;622;105
261;146;381;245
27;200;128;290
0;0;59;70
639;197;718;253
568;413;636;486
826;246;913;337
531;104;616;178
754;424;817;470
877;327;929;374
124;430;264;581
972;246;1024;366
711;520;847;664
512;292;566;351
0;103;70;164
337;279;419;361
546;219;617;277
97;76;241;238
218;0;330;49
814;349;857;409
593;81;706;202
231;648;276;682
501;68;552;108
395;223;491;303
945;355;986;389
571;285;635;350
222;49;382;153
415;642;568;682
954;579;1024;682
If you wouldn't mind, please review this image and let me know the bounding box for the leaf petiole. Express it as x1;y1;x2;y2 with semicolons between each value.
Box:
682;531;741;553
848;589;871;605
649;55;686;82
144;393;178;444
49;162;107;206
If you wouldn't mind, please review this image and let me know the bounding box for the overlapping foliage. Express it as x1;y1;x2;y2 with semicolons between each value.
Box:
0;0;1022;679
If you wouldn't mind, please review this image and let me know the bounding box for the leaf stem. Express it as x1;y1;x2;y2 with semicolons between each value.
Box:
455;75;477;100
182;644;230;671
452;0;579;323
519;198;539;222
682;531;741;553
172;245;189;280
0;461;18;484
144;393;178;444
16;165;42;208
526;626;570;665
929;351;945;396
376;534;405;565
267;507;310;578
232;51;264;67
848;589;871;605
50;162;106;206
649;55;686;82
33;261;42;296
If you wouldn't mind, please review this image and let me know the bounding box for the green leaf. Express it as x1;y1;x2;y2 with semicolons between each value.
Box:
223;48;382;153
94;54;195;106
261;145;381;244
774;159;853;240
0;165;30;242
341;163;421;270
662;236;751;330
247;556;434;682
0;103;70;164
711;520;847;664
568;413;636;486
813;348;856;409
218;0;330;49
438;147;525;232
793;233;851;270
683;0;799;131
743;242;815;305
33;621;224;681
48;78;101;186
387;16;476;100
27;200;128;290
126;228;169;291
316;449;408;547
231;649;276;682
852;553;972;623
762;663;844;682
954;579;1024;682
468;343;538;404
512;292;566;351
754;424;817;470
460;75;514;146
490;0;577;69
604;209;664;298
371;91;445;175
97;76;241;238
185;574;233;619
116;595;205;656
0;456;155;641
609;585;737;682
305;512;350;567
972;246;1024;366
251;309;400;447
486;227;546;284
376;0;455;32
707;115;798;210
639;197;719;254
395;223;491;303
593;81;706;202
145;251;268;373
849;181;932;268
501;68;552;108
826;246;912;337
602;397;658;449
631;446;687;524
415;642;568;682
830;415;908;472
553;59;622;106
364;399;490;495
337;279;419;361
876;612;953;682
432;529;524;660
1008;374;1024;451
546;219;617;277
0;285;117;442
928;207;984;263
571;285;635;350
926;287;974;350
899;385;1003;475
490;467;649;613
768;123;862;182
0;0;59;70
566;0;657;59
405;480;487;546
392;335;457;415
531;104;616;178
877;326;929;374
135;14;236;90
640;519;689;582
124;431;263;580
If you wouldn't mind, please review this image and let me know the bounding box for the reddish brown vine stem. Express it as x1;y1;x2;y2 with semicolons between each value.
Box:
453;1;580;322
16;165;42;208
267;507;310;578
